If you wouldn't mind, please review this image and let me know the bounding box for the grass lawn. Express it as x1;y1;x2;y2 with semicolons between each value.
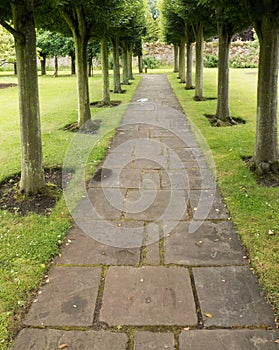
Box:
168;68;279;326
0;71;141;349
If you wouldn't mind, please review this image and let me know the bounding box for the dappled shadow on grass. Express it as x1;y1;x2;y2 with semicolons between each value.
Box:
205;113;246;127
242;156;279;187
0;167;73;216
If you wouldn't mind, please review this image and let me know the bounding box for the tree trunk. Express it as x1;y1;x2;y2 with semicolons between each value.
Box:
179;39;186;83
112;34;122;93
41;54;46;75
128;43;134;80
174;42;179;73
138;55;143;73
121;42;129;85
14;61;17;75
253;19;279;169
53;55;58;77
74;34;91;127
216;23;232;121
88;59;93;77
11;0;45;194
186;42;194;90
71;54;76;75
194;23;205;101
60;8;91;127
101;37;110;105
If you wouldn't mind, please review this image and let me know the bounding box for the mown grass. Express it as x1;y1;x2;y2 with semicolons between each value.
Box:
0;71;141;349
168;68;279;325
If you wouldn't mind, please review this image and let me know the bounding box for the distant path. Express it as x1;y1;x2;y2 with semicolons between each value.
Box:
13;75;278;349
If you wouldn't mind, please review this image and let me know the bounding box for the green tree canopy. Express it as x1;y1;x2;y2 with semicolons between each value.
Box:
0;25;15;65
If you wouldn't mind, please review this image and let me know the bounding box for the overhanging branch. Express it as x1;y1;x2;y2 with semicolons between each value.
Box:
0;19;24;41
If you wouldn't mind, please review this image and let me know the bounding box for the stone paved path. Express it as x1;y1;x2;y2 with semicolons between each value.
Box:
13;75;278;349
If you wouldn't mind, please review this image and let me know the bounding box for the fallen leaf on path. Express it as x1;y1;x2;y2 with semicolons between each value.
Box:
275;339;279;344
58;344;68;349
205;312;213;318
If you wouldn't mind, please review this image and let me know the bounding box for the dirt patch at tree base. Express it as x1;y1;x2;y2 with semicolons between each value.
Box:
205;114;246;127
243;157;279;187
0;167;73;216
110;89;127;94
90;100;122;108
63;119;102;134
0;83;17;89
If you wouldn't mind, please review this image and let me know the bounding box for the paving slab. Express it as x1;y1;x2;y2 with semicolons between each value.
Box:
13;329;128;350
88;168;142;189
161;168;215;190
187;168;216;189
141;170;161;190
75;219;145;249
72;188;124;221
100;266;197;326
134;331;175;349
24;266;101;327
189;189;229;220
179;330;279;350
125;189;189;221
160;169;189;190
145;242;161;265
55;226;141;265
193;266;275;327
164;221;245;266
134;138;165;158
133;157;167;170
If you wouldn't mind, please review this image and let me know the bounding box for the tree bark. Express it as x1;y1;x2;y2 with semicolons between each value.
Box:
88;59;93;77
121;42;129;85
60;8;91;127
53;55;58;77
111;34;122;93
173;42;179;73
186;41;194;90
179;39;186;83
101;37;110;105
71;54;76;75
194;23;205;101
11;0;45;194
41;54;46;75
216;23;232;121
74;33;91;127
128;43;134;80
253;19;279;168
138;55;143;73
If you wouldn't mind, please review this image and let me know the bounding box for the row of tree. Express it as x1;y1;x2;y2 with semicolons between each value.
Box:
160;0;279;174
0;0;148;195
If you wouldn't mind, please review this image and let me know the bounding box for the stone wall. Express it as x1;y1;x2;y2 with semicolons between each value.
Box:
143;41;259;66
